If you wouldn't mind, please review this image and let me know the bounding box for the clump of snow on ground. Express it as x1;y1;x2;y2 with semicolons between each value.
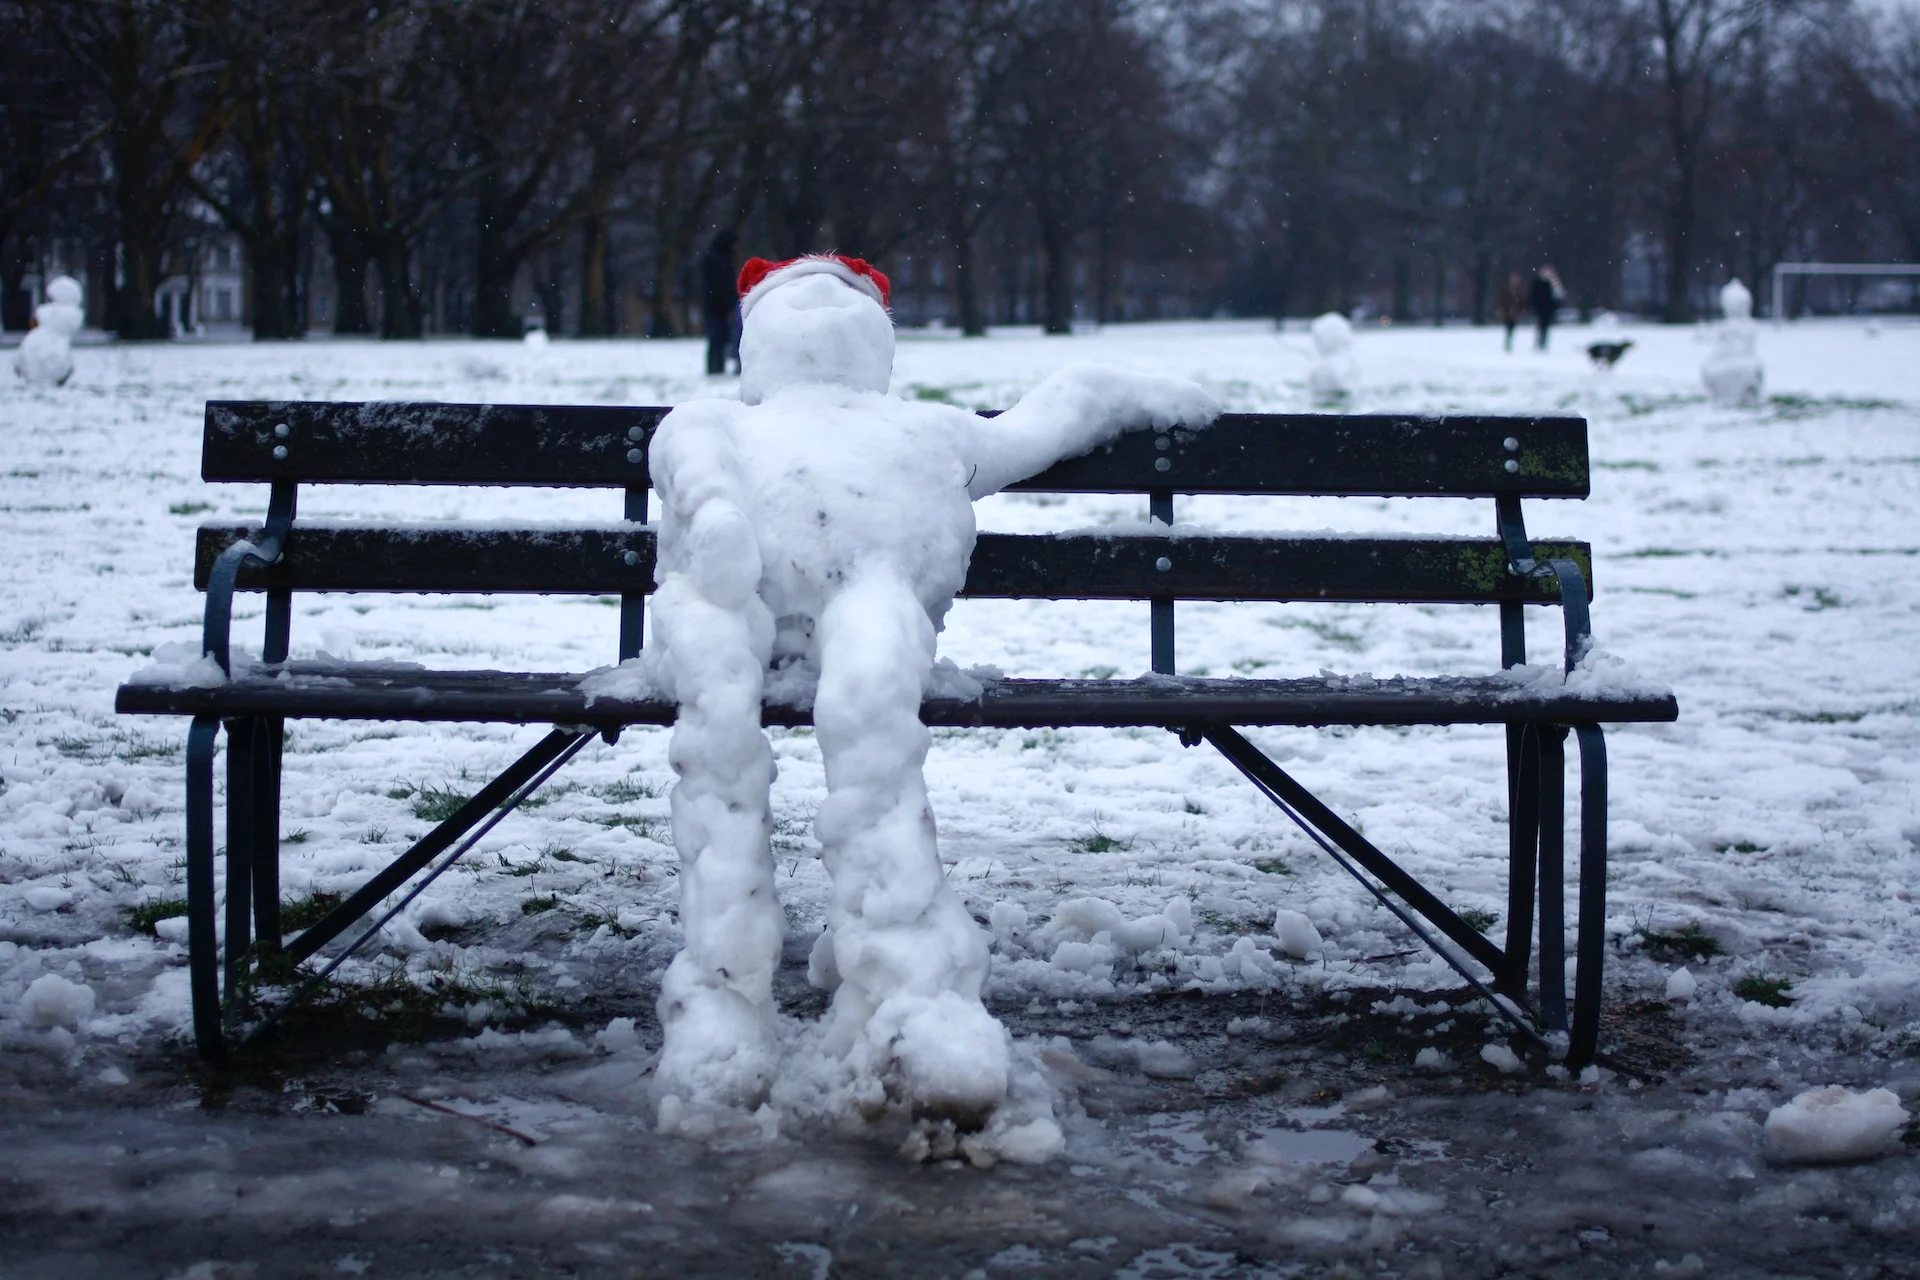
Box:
19;973;95;1029
1764;1085;1908;1162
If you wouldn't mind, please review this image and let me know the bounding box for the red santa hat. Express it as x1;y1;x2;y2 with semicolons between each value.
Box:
736;254;891;319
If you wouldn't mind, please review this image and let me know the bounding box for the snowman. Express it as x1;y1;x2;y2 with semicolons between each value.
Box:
644;253;1217;1129
1702;279;1763;408
1306;310;1356;405
14;275;84;387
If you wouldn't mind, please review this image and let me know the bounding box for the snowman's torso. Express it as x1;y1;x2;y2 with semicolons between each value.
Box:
659;388;980;658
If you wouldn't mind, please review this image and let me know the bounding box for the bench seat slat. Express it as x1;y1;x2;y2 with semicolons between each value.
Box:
204;402;1589;498
194;524;1592;604
116;665;1677;728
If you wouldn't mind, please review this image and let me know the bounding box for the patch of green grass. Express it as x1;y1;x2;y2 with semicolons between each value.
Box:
1637;922;1722;961
1715;840;1766;854
283;827;311;845
1250;857;1293;877
408;783;472;824
129;897;189;935
522;894;562;915
1458;907;1499;934
280;890;344;933
168;501;215;516
1734;974;1794;1007
537;842;586;863
518;782;583;811
596;813;663;839
595;777;658;804
498;854;546;877
360;825;388;844
51;734;95;757
1783;585;1843;612
1073;825;1133;855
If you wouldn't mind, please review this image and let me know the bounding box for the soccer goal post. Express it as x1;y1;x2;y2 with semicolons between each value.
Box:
1770;262;1920;322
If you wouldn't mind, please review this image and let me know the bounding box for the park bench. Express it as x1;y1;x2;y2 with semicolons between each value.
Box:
115;399;1677;1067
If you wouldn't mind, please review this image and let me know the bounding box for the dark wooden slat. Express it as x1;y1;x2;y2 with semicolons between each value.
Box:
117;666;1679;728
204;402;665;488
195;524;656;594
203;402;1588;498
196;524;1592;604
1008;414;1589;498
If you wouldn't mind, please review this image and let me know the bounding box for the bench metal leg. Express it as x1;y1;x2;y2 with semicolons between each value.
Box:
223;719;256;997
1570;724;1609;1068
1537;728;1569;1032
185;716;224;1060
1500;724;1540;999
252;717;284;961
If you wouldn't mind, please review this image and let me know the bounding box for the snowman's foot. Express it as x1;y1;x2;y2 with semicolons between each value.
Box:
881;991;1011;1129
654;984;778;1116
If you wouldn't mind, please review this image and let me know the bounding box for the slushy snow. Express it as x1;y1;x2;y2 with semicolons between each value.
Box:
20;972;96;1029
1702;279;1763;408
13;275;83;387
1764;1085;1908;1163
642;256;1217;1135
1307;312;1356;405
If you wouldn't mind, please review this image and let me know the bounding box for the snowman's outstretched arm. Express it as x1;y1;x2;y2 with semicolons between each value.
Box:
962;362;1219;499
650;402;762;608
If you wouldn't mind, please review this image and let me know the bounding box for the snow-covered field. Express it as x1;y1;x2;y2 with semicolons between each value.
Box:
4;316;1919;1273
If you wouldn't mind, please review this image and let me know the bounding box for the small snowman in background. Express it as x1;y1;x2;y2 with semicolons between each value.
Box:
1307;311;1356;406
14;275;84;387
1702;278;1763;408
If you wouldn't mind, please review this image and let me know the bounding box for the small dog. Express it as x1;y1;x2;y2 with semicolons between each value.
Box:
1586;340;1634;369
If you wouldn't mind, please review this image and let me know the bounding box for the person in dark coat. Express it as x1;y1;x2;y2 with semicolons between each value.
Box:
1495;272;1527;352
1529;264;1565;351
701;229;741;375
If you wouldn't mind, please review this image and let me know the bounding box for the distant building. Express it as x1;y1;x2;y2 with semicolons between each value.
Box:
154;235;247;337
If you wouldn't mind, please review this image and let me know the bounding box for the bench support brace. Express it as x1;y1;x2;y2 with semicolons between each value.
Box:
1203;718;1609;1067
183;723;592;1057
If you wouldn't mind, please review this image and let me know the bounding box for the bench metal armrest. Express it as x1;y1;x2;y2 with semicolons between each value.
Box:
1496;494;1592;672
202;481;296;675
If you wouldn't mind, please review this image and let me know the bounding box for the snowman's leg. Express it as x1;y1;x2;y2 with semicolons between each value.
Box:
811;572;1008;1121
651;571;782;1112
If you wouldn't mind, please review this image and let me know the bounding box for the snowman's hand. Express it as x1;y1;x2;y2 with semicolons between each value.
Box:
686;498;762;609
963;363;1219;498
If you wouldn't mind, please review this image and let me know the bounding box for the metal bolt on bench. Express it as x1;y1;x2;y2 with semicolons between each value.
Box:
117;401;1677;1065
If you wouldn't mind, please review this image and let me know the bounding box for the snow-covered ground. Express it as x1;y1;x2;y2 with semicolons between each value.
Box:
2;317;1918;1273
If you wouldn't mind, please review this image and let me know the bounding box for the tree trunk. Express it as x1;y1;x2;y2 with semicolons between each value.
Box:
111;213;171;340
330;238;373;335
1039;217;1072;335
247;235;299;340
468;230;522;337
1471;250;1491;327
1663;167;1696;322
1;238;29;332
647;243;679;338
1431;254;1446;327
1391;257;1412;321
578;216;611;336
952;228;984;337
377;239;421;339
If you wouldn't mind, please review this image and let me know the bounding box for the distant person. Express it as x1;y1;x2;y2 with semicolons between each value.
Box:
700;229;740;375
1530;264;1565;351
1495;272;1527;352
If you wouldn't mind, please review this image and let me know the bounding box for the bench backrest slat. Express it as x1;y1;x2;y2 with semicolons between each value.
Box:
204;402;1589;499
195;525;1592;604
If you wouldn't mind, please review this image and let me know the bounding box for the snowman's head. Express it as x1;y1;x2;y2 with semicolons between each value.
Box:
1720;279;1753;321
736;255;893;405
45;275;82;309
